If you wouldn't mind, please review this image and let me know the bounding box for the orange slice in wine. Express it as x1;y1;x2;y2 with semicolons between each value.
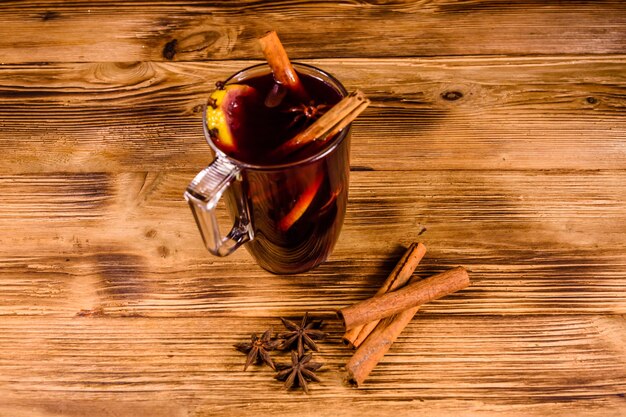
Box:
205;84;260;153
278;173;324;232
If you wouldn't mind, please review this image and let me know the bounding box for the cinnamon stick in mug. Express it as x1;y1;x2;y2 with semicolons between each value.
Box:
271;90;369;158
259;30;309;103
342;242;427;348
338;267;470;331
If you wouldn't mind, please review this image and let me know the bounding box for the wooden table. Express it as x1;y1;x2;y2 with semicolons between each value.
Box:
1;2;625;416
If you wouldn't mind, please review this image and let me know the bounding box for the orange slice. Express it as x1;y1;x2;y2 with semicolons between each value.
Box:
205;84;260;153
278;173;324;232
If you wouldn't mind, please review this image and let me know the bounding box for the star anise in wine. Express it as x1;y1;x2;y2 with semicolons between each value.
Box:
275;351;323;393
277;313;327;356
234;329;277;371
283;101;329;129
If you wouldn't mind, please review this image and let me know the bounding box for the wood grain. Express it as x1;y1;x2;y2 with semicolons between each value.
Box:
0;57;625;173
0;315;624;415
0;1;625;63
1;1;626;415
3;399;626;417
0;170;624;317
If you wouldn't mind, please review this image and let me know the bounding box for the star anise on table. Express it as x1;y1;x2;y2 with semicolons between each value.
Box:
275;351;323;394
234;329;277;371
277;312;327;356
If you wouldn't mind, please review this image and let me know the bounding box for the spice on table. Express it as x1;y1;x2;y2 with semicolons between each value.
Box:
234;329;278;371
343;242;427;348
338;266;470;331
275;351;323;394
344;266;470;386
231;244;470;390
277;312;327;356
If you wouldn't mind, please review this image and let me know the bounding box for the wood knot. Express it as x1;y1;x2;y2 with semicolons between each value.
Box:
586;96;598;104
40;11;60;21
441;91;463;101
157;246;170;258
163;39;178;60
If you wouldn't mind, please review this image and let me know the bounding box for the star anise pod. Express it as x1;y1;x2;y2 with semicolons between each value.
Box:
277;312;327;356
234;329;277;371
283;101;330;130
275;351;323;393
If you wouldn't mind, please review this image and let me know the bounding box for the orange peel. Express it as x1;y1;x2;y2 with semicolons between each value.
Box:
278;173;324;231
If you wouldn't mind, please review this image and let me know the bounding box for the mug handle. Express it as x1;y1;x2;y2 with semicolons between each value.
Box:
184;157;253;256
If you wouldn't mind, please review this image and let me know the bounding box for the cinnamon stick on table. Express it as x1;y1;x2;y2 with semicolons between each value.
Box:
345;267;470;386
343;242;427;348
338;266;470;331
259;30;309;103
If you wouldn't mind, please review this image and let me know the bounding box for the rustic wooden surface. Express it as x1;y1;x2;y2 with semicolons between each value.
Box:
1;1;625;416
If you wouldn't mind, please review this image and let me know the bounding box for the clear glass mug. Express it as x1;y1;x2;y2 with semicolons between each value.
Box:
184;63;351;274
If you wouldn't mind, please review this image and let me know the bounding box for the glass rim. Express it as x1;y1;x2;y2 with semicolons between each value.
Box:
202;62;351;171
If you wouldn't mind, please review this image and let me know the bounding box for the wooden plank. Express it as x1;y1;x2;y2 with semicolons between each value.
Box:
0;315;624;415
2;2;624;415
1;170;624;317
0;57;625;173
2;399;626;417
0;1;625;63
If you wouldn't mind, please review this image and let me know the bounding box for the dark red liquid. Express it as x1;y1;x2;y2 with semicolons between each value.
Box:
213;69;349;273
217;71;342;165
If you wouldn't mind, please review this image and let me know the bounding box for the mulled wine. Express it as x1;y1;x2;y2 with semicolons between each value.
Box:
209;71;343;165
206;64;350;273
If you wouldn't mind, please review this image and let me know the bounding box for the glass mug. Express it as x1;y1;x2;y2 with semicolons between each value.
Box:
184;63;351;274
